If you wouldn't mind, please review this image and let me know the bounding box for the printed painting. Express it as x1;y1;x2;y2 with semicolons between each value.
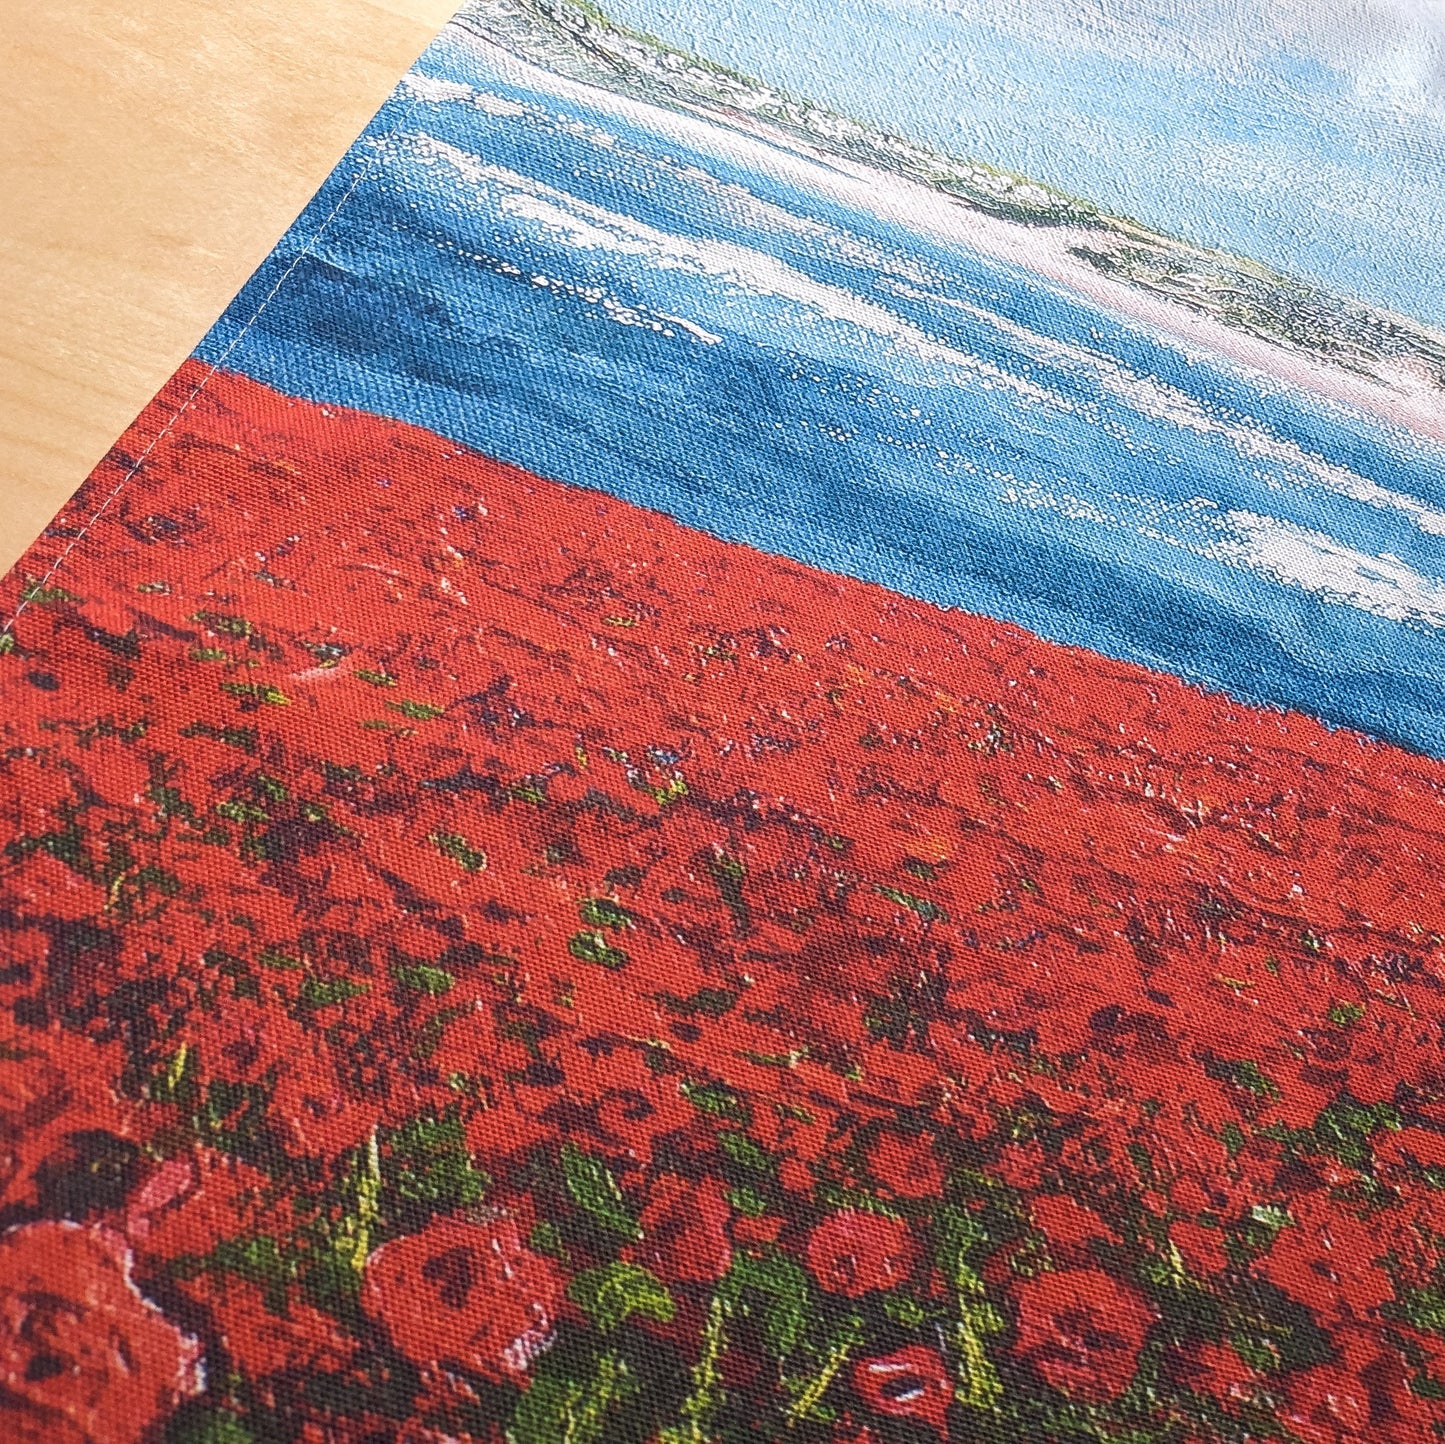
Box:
4;2;1445;1440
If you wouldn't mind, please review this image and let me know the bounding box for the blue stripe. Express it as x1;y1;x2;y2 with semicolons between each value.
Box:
196;28;1445;756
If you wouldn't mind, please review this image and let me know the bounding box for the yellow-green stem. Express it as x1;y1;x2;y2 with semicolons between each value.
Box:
660;1291;727;1444
786;1315;863;1427
342;1127;382;1272
954;1305;1004;1410
952;1263;1004;1411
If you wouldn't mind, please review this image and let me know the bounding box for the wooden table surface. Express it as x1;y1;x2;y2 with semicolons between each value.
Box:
0;0;456;577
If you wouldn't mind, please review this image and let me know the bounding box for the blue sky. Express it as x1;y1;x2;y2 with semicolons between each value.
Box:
602;0;1445;328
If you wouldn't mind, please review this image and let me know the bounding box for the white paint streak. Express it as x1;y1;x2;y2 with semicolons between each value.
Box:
399;131;1059;402
445;27;1445;446
1211;511;1445;628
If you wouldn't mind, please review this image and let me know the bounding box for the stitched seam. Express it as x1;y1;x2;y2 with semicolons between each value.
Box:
2;114;400;639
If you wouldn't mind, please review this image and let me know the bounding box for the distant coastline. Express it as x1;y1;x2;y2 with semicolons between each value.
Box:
454;0;1445;447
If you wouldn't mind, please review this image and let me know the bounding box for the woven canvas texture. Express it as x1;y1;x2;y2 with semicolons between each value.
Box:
4;4;1445;1441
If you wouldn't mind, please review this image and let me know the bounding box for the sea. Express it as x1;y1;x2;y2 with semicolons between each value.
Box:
195;23;1445;757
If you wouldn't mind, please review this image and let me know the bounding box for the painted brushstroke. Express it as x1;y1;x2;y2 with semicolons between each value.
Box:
5;366;1445;1438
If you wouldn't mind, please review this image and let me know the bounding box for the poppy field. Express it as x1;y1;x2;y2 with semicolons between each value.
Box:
5;364;1445;1441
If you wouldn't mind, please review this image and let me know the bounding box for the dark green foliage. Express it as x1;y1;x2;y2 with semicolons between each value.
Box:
656;987;738;1018
392;961;456;995
1226;1277;1337;1374
699;848;750;934
1312;1092;1401;1169
578;896;634;930
874;883;948;923
165;1405;256;1444
380;1108;489;1234
511;1339;638;1444
682;1078;752;1125
720;1251;812;1360
568;1262;676;1332
568;930;629;969
560;1142;641;1240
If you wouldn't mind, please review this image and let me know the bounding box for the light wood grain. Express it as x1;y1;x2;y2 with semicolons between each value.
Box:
0;0;457;577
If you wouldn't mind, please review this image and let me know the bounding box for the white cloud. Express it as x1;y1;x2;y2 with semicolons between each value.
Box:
1209;510;1445;630
909;0;1445;110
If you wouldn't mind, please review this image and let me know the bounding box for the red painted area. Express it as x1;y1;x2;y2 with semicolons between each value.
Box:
4;361;1445;1438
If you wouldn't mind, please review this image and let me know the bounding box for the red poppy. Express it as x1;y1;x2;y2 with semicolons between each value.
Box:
805;1211;916;1297
134;1152;278;1267
732;1213;785;1246
1187;1341;1264;1410
189;1274;355;1380
853;1344;954;1435
1282;1363;1373;1442
1375;1127;1445;1172
1012;1268;1153;1401
124;1157;196;1245
868;1133;945;1199
0;1222;202;1443
21;354;1445;1441
363;1217;565;1381
1031;1193;1111;1257
778;1158;815;1195
0;1032;139;1216
1171;1218;1229;1277
1258;1197;1391;1321
634;1174;732;1284
831;1428;882;1444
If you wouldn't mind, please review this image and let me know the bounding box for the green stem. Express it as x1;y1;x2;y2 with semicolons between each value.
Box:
947;1258;1004;1411
954;1304;1004;1410
660;1292;728;1444
339;1127;382;1273
786;1314;863;1427
565;1350;626;1444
